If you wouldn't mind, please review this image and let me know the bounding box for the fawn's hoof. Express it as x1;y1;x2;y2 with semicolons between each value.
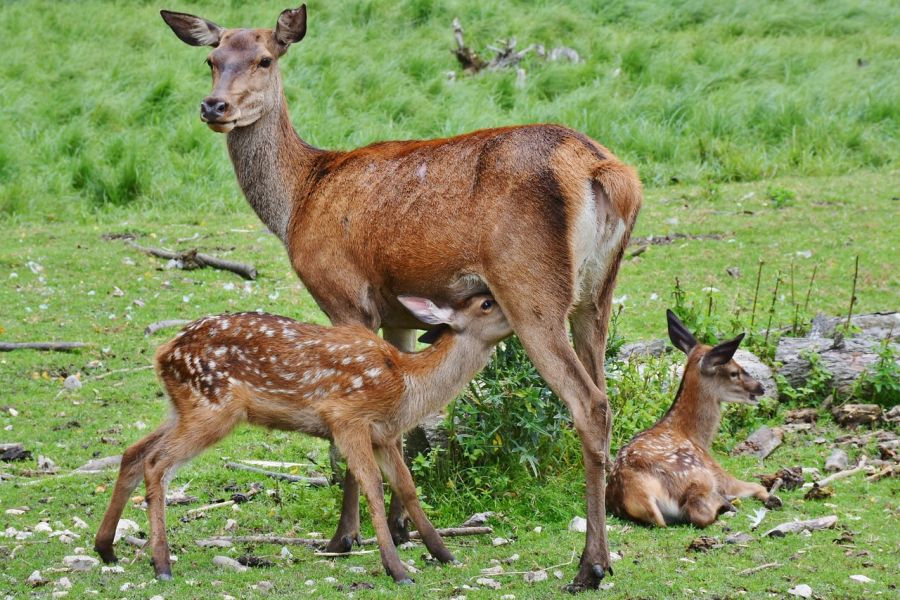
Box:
764;495;783;510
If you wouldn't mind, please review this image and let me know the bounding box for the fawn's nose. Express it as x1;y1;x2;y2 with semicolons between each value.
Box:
200;97;228;121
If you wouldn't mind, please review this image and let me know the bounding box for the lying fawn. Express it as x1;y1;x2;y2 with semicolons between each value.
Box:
606;310;781;528
94;294;511;583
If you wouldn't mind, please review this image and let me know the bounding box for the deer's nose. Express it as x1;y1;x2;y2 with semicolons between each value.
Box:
200;97;228;121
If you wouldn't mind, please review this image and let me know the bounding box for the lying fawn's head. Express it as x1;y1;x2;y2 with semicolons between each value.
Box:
160;5;307;132
398;294;512;346
667;310;764;404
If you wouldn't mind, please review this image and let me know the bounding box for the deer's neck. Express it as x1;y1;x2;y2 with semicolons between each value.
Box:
400;333;494;428
662;367;721;449
225;92;324;244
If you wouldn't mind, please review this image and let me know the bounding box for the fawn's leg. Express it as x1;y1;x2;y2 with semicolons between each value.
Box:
723;475;782;509
325;469;362;553
679;480;721;528
382;327;415;544
335;429;411;584
95;422;174;563
376;442;456;563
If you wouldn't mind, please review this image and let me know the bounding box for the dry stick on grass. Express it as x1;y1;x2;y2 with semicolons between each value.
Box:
125;240;257;280
763;515;838;537
0;342;87;352
739;562;782;576
801;457;868;489
224;461;329;486
144;320;191;336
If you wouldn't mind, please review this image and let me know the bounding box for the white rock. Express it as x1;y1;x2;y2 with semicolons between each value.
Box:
26;570;47;587
149;596;164;600
323;577;337;584
849;575;874;584
212;556;247;572
63;555;99;571
501;596;516;600
119;583;133;592
553;570;565;580
224;519;237;531
481;565;504;576
63;375;82;391
113;519;140;543
524;570;548;583
35;522;53;533
568;516;587;533
491;537;511;546
347;566;366;574
788;584;813;598
532;526;542;533
101;566;125;574
476;578;501;590
55;577;72;589
304;580;315;586
503;553;520;563
52;592;69;599
72;517;88;530
279;546;292;559
5;508;26;516
610;551;622;561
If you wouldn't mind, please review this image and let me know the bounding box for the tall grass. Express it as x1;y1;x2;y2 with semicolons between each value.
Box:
0;0;897;219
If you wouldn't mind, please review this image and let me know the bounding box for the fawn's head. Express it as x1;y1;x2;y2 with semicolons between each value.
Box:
398;294;512;346
160;5;308;133
667;310;764;404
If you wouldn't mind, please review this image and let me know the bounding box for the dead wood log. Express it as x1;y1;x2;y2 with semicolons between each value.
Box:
224;462;328;486
0;342;86;352
144;319;190;336
125;240;257;280
195;526;493;549
832;404;883;427
763;515;837;537
732;426;782;459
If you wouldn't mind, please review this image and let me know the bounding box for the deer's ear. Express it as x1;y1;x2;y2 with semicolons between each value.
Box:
160;10;224;47
397;296;455;326
667;309;698;354
701;333;745;372
274;4;307;54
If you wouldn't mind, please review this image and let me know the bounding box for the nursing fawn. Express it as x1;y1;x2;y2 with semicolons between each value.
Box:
94;294;511;583
606;310;781;528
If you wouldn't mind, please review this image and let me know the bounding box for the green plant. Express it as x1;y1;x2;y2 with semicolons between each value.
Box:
766;185;796;208
776;350;834;406
852;339;900;407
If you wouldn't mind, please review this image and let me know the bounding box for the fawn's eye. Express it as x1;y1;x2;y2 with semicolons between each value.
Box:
730;371;739;379
481;300;494;310
259;56;272;68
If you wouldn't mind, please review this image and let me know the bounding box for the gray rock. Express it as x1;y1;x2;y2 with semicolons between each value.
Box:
568;516;587;533
63;555;99;571
403;413;449;462
618;339;669;360
212;556;247;572
825;449;849;472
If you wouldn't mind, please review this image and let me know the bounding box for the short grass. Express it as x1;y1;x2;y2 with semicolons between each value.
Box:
1;0;898;597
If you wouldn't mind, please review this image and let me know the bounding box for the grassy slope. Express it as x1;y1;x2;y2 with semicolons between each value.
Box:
1;0;898;598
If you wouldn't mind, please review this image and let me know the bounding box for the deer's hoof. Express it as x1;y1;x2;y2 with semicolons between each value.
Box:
94;546;117;564
565;561;610;593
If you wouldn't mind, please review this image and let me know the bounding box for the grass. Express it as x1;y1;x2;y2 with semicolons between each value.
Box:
1;0;898;597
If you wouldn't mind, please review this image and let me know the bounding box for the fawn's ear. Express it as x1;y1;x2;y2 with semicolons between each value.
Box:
667;309;698;354
398;296;455;325
160;10;224;47
701;333;745;372
274;4;307;54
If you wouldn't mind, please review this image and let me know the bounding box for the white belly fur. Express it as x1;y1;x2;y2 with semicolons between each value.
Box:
571;181;627;301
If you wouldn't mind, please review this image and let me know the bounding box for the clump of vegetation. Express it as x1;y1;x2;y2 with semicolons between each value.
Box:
852;340;900;406
766;185;796;208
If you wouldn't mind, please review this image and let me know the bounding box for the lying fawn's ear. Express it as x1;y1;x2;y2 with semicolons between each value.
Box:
160;10;224;47
700;333;745;372
274;4;307;53
398;296;455;325
667;309;698;355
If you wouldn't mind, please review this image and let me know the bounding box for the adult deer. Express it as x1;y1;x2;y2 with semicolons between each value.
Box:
95;295;511;583
606;311;782;528
159;4;641;589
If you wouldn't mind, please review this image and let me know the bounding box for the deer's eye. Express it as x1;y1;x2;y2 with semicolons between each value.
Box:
259;57;273;68
206;58;213;68
730;371;739;379
481;300;494;311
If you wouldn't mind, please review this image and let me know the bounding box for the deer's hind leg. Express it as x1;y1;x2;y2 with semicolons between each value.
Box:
95;421;175;563
679;478;725;528
721;474;782;509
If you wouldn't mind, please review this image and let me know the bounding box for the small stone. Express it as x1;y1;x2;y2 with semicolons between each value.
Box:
63;376;82;391
304;580;315;586
501;596;516;600
35;522;53;533
52;592;69;599
148;596;164;600
224;519;237;531
119;583;133;592
481;565;503;576
553;570;564;580
503;553;520;563
55;577;72;589
849;574;874;584
568;516;587;533
255;581;274;594
532;526;542;533
26;570;48;587
101;566;125;574
788;584;813;598
72;517;88;530
825;449;849;472
5;509;26;516
476;578;501;590
460;511;494;527
63;555;99;571
223;596;236;600
347;566;366;574
279;546;292;559
323;577;337;584
524;570;548;583
212;556;248;572
113;519;140;543
610;551;622;561
491;537;511;546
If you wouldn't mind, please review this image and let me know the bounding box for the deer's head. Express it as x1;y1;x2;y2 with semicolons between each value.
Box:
160;5;307;133
667;310;764;404
398;294;513;346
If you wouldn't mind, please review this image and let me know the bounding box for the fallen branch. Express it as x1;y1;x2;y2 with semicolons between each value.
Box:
866;465;896;482
184;500;237;516
802;457;867;489
88;365;154;381
144;320;190;336
196;526;494;549
739;562;782;576
0;342;87;352
314;549;376;557
125;240;257;280
225;462;329;486
763;515;837;537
